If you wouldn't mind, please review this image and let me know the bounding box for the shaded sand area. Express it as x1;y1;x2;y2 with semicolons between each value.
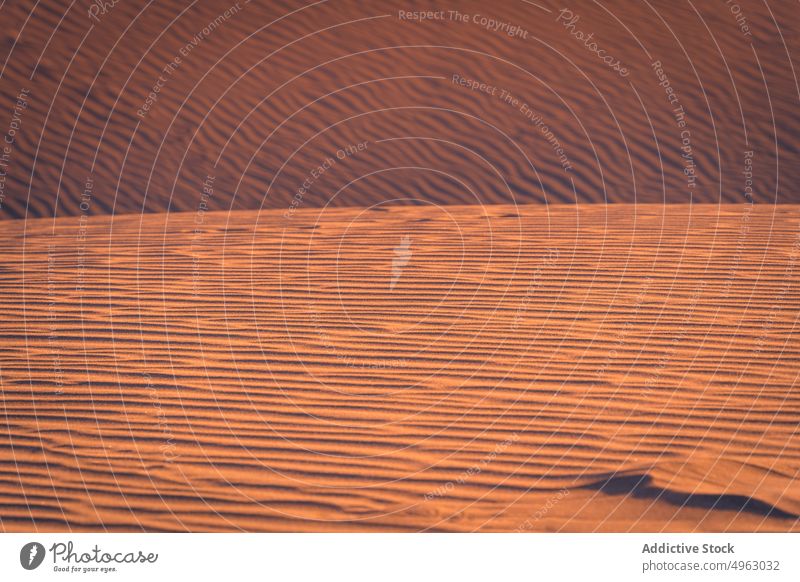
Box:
1;0;798;218
1;204;799;531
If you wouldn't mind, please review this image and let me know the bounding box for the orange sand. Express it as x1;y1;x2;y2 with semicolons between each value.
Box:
1;204;798;531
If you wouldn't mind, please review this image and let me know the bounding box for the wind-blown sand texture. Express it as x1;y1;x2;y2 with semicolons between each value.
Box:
0;0;798;219
1;204;798;532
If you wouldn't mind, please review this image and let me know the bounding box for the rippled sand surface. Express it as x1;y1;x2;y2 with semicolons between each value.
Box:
1;204;798;531
0;0;798;219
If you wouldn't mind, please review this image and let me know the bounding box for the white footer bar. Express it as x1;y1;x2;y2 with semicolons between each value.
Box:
1;533;796;581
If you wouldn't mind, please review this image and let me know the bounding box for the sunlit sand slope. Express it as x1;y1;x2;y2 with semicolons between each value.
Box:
1;204;799;531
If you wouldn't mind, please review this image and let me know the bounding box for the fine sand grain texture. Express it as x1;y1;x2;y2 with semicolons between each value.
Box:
1;204;798;532
0;0;798;218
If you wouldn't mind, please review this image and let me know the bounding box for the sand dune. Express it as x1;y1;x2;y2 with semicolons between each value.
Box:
0;0;798;219
1;204;798;531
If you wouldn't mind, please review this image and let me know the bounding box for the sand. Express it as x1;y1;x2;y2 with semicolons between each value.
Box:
1;204;798;531
0;0;798;219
